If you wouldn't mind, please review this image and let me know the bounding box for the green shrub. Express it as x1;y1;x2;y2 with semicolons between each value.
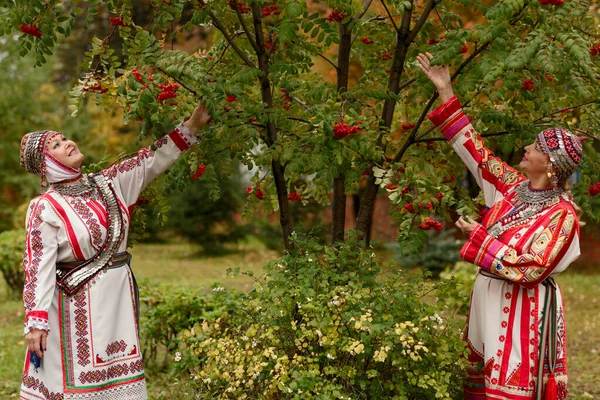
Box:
0;229;25;299
439;262;477;316
170;231;468;399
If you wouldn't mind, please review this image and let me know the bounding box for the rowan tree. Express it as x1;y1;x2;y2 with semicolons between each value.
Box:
2;0;600;253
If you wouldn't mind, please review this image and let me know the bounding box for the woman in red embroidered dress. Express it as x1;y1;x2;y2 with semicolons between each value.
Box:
19;102;211;400
417;53;583;400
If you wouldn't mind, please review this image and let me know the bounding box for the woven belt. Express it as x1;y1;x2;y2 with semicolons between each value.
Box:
56;251;131;271
478;269;503;280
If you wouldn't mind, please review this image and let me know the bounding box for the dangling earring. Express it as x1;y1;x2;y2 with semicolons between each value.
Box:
546;164;558;189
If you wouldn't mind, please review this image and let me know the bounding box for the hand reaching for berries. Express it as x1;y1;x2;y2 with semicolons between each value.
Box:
416;52;455;103
184;100;212;136
455;215;481;236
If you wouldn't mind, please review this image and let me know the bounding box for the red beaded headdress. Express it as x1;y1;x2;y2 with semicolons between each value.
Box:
536;127;583;183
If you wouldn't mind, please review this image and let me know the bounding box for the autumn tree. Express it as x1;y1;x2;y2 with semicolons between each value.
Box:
3;0;600;253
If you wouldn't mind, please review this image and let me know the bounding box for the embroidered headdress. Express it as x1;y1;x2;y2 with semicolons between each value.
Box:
20;130;55;191
20;130;82;193
536;127;583;182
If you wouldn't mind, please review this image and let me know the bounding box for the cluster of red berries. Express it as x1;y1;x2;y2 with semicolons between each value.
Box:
401;122;415;130
246;186;264;200
404;201;433;213
458;44;468;54
191;164;206;180
333;122;360;139
109;17;127;26
157;84;179;101
427;39;440;45
265;38;277;52
19;24;42;37
590;44;600;56
360;37;374;45
262;5;280;16
538;0;563;5
84;84;109;94
326;9;346;22
132;69;144;83
588;182;600;196
521;79;534;91
281;88;292;110
288;192;302;201
226;95;238;102
419;218;443;231
378;52;392;61
229;0;251;14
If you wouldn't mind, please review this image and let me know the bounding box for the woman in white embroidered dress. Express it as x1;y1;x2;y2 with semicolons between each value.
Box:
19;101;211;400
417;53;583;399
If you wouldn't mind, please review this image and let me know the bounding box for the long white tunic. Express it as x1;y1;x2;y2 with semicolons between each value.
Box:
20;123;197;400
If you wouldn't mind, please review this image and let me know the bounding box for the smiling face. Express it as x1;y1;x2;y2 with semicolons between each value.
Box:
45;132;84;169
520;139;550;179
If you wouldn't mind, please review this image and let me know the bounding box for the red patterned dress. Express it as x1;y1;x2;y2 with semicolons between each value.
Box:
20;123;197;400
428;97;580;399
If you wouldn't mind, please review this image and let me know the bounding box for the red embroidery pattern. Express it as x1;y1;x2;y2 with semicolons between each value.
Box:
154;136;168;149
68;197;104;249
23;202;45;312
22;373;64;400
106;340;128;356
78;360;144;384
101;148;154;179
74;290;91;367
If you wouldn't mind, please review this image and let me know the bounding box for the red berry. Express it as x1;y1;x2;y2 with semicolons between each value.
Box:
255;187;264;200
246;186;253;194
288;192;302;201
326;9;346;22
360;37;374;45
458;44;468;54
226;95;238;102
427;39;439;45
591;48;598;56
520;79;534;91
191;164;206;180
19;24;42;38
401;122;415;130
109;17;127;26
386;184;397;191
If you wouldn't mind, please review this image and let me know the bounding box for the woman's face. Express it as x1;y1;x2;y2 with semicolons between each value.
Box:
46;133;84;169
520;140;550;178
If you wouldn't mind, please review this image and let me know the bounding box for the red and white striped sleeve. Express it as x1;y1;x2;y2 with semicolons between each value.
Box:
22;198;59;336
101;122;198;207
427;96;526;207
460;207;580;288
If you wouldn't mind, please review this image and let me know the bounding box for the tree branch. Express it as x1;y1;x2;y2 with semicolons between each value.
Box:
407;0;441;43
232;1;259;53
197;0;256;69
355;0;374;20
318;53;338;70
379;0;399;32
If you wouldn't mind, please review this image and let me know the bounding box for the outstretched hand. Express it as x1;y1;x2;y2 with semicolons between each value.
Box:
455;215;481;236
416;52;455;102
184;100;212;137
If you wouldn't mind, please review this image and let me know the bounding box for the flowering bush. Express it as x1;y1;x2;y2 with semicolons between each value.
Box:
171;232;468;399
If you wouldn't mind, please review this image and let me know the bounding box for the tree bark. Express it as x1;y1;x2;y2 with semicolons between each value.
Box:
250;5;294;250
331;22;352;244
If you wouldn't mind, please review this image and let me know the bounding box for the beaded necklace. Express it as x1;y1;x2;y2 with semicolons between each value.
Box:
487;181;563;238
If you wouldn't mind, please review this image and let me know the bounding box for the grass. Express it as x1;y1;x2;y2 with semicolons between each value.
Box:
0;241;599;399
